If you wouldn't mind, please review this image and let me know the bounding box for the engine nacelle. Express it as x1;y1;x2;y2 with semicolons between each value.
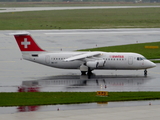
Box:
86;60;105;68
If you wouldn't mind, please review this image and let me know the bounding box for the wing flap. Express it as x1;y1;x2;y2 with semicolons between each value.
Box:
64;52;101;62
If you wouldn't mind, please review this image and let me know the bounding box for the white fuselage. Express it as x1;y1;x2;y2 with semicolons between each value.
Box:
22;51;156;70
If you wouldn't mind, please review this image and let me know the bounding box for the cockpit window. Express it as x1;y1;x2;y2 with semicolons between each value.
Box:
137;57;146;61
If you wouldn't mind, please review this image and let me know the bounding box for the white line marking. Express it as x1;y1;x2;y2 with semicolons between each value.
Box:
45;31;160;35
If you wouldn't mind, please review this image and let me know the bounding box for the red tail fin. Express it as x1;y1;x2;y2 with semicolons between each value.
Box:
13;33;45;52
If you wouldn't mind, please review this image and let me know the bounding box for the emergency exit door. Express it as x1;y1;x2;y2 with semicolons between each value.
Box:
128;56;133;65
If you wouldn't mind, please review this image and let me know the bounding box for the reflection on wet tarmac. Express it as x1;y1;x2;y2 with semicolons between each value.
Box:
17;106;40;112
18;74;151;92
0;100;160;114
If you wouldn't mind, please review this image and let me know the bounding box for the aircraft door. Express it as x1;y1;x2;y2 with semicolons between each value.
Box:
45;55;50;64
128;56;133;65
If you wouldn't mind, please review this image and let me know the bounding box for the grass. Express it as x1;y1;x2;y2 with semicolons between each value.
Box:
0;7;160;30
0;92;160;106
79;42;160;60
151;60;160;63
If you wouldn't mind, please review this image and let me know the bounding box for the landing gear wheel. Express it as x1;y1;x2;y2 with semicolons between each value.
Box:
87;67;93;79
81;71;87;75
144;69;147;76
87;67;92;75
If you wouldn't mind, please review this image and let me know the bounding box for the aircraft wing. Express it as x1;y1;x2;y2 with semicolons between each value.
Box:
64;52;102;62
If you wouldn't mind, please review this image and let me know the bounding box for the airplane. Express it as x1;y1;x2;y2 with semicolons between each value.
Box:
11;32;156;76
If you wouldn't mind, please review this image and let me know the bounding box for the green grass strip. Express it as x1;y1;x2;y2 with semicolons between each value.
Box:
151;60;160;63
0;7;160;30
79;42;160;60
0;92;160;106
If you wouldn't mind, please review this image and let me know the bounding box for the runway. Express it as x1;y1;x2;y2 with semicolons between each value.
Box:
0;100;160;115
0;28;160;92
0;6;160;13
1;103;160;120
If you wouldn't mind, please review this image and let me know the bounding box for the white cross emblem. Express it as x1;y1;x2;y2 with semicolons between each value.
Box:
21;38;31;49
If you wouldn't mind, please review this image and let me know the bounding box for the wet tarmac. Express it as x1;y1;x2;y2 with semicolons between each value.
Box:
1;68;160;92
0;100;160;114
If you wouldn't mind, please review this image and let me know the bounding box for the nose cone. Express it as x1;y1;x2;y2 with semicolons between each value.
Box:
147;61;156;68
152;62;156;67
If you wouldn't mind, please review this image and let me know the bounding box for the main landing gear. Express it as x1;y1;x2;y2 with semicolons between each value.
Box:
81;71;87;75
144;69;147;76
81;68;92;76
80;64;93;76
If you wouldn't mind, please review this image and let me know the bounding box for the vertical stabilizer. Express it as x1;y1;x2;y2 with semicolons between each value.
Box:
12;32;45;52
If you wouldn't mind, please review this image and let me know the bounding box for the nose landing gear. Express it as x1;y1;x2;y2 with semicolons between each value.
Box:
144;69;147;76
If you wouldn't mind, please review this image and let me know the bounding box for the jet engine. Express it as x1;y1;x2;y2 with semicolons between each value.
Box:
86;60;105;68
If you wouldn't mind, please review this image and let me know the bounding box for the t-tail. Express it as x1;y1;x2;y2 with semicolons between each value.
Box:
11;32;46;61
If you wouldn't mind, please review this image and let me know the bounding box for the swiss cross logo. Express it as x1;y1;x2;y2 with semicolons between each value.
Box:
21;38;31;49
